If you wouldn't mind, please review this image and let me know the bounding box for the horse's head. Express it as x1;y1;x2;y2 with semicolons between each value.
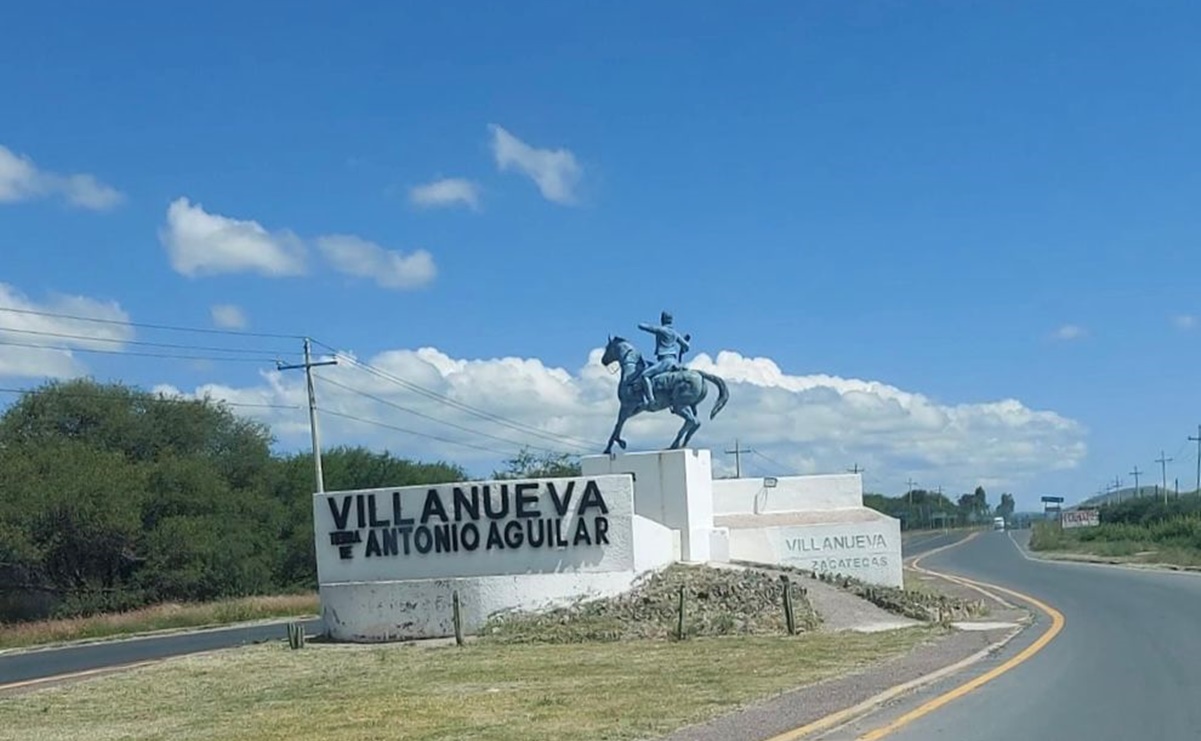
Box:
601;335;625;367
600;336;638;369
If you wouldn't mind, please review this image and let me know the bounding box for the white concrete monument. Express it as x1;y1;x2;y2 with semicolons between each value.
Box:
313;449;902;642
313;473;678;642
712;473;903;588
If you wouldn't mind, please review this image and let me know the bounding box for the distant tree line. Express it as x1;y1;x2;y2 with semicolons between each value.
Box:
0;379;576;622
863;486;1015;530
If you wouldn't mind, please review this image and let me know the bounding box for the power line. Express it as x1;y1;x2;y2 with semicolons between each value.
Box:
1155;450;1173;504
0;305;304;340
314;341;596;453
725;439;754;477
318;407;520;457
277;338;338;494
0;338;280;364
1190;425;1201;496
0;386;301;411
752;449;794;475
0;326;298;357
317;373;572;457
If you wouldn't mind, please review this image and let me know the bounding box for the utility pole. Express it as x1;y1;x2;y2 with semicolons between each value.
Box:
906;477;918;505
1156;450;1173;504
1129;466;1142;499
1190;425;1201;495
278;338;338;493
725;439;754;478
848;463;865;474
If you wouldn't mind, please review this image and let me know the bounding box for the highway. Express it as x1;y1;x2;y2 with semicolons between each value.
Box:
0;617;323;689
827;529;1201;740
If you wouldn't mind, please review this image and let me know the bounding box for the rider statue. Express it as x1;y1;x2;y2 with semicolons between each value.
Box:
635;311;691;406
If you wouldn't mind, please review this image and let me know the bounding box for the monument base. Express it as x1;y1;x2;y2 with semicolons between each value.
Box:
320;572;640;642
712;473;903;588
581;448;718;562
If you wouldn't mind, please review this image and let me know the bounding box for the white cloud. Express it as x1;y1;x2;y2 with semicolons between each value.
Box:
316;235;436;290
0;283;133;379
409;178;481;210
488;124;582;205
210;304;248;330
0;145;124;211
1050;324;1086;341
163;345;1087;491
160;198;307;278
1174;315;1196;331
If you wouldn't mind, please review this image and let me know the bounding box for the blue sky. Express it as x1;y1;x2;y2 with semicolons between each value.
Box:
2;1;1200;508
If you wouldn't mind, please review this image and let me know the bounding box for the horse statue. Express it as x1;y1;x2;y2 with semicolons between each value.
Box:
600;335;729;454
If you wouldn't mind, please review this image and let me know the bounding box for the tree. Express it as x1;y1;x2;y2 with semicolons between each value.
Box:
997;493;1016;518
973;486;990;514
492;447;582;480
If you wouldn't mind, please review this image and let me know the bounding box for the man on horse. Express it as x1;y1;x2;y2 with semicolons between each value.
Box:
634;311;691;406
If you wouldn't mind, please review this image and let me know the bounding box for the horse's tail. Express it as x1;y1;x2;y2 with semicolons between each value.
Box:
697;371;729;420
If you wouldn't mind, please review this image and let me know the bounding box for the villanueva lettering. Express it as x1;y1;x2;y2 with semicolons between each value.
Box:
324;479;613;560
784;533;888;553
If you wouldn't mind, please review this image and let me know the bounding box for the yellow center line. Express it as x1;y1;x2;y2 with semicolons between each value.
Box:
855;573;1065;740
764;529;1065;741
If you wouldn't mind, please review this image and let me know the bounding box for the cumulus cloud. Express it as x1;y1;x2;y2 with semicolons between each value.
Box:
1050;324;1086;341
0;283;134;378
210;304;248;329
160;199;437;289
160;198;307;278
161;345;1087;491
0;145;124;211
488;124;582;205
409;178;480;210
1174;315;1196;331
316;235;436;290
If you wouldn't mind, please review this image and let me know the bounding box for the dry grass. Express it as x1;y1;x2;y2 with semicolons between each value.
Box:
0;626;943;741
0;594;319;650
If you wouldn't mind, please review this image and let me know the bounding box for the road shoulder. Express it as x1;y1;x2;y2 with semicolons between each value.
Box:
657;564;1030;741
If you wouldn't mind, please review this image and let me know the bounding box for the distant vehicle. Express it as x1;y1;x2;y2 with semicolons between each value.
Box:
993;516;1006;531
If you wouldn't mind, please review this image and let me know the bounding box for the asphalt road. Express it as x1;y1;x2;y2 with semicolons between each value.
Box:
828;529;1201;740
900;529;973;559
0;617;323;688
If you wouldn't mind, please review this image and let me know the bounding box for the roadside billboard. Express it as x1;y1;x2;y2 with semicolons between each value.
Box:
1061;509;1100;529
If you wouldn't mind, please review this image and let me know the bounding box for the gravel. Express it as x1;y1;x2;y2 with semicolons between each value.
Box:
481;563;821;643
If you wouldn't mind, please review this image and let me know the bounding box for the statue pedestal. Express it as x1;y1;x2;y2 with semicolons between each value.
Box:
581;448;715;562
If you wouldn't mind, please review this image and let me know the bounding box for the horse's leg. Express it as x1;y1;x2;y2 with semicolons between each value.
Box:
668;408;689;449
677;404;702;448
605;405;634;454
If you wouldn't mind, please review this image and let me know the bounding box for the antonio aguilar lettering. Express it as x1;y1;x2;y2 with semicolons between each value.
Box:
325;479;611;561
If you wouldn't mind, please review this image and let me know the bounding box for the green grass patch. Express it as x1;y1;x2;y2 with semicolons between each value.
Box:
1;626;944;741
0;593;319;650
1028;517;1201;567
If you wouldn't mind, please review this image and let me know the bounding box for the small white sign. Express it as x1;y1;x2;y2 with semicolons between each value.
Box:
1062;509;1100;529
